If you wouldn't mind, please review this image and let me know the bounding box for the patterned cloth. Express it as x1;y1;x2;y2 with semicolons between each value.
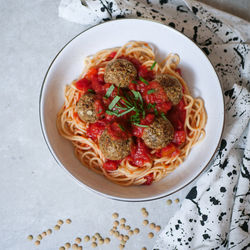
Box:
58;0;250;249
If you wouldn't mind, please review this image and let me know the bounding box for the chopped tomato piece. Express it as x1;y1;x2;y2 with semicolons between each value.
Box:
138;65;154;80
75;78;91;92
106;51;117;61
92;74;105;94
143;81;168;104
173;130;186;145
86;121;106;141
103;160;121;171
156;101;172;113
85;67;98;81
161;143;180;158
130;139;151;167
144;173;154;185
94;99;105;118
107;122;128;140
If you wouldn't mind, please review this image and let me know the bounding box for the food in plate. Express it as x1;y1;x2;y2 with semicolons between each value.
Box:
57;41;207;186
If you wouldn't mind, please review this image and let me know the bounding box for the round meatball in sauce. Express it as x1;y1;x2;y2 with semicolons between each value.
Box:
104;59;137;88
155;74;183;105
76;93;98;123
99;129;132;161
142;117;174;149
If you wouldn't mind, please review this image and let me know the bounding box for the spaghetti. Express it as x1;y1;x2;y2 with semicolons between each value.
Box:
57;41;207;186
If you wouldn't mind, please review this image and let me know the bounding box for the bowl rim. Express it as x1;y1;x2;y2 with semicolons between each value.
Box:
39;18;225;202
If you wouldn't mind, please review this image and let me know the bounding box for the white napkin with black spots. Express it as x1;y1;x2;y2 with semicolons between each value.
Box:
58;0;250;249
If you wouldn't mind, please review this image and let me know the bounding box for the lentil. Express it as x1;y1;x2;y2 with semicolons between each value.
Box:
75;237;81;244
27;235;33;241
42;232;47;237
148;232;154;239
47;229;52;235
65;242;71;248
143;220;149;226
54;225;60;231
59;247;65;250
34;240;40;246
37;235;42;240
155;225;161;232
65;218;72;224
84;235;90;242
175;198;180;203
166;199;172;205
57;219;64;225
104;238;110;244
112;212;119;219
134;228;140;234
149;223;156;229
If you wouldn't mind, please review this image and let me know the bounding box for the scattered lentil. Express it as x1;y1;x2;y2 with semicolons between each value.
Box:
27;235;33;241
112;212;119;219
65;242;71;248
118;235;123;241
175;198;180;203
59;247;65;250
143;220;149;226
119;244;125;249
113;220;119;227
78;247;82;250
65;218;72;224
166;199;172;205
47;229;52;235
37;234;42;240
120;240;126;245
124;235;129;241
84;235;90;242
72;243;78;249
91;236;97;242
110;229;114;235
91;242;97;248
34;240;40;246
42;232;47;237
98;238;104;245
125;225;131;230
114;231;120;238
142;247;147;250
149;223;156;229
120;224;125;229
141;208;146;213
120;218;126;224
148;232;154;239
142;211;149;217
128;230;134;236
155;225;161;232
57;219;64;225
95;233;101;239
104;237;111;244
54;225;60;231
134;228;140;234
75;237;81;244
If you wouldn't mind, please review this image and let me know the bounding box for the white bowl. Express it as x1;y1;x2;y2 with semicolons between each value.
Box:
39;19;224;201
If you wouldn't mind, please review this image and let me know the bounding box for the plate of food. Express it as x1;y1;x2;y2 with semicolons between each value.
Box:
39;19;224;201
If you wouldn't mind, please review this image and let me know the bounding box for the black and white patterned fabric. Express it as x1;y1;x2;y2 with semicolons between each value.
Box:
58;0;250;249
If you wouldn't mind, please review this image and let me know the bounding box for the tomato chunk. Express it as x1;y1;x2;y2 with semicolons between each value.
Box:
130;139;151;167
86;121;106;141
144;173;154;185
103;160;121;171
107;122;128;140
75;78;91;93
173;130;186;145
160;143;180;158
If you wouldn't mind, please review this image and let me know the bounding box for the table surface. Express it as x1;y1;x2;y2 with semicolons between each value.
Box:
1;0;247;250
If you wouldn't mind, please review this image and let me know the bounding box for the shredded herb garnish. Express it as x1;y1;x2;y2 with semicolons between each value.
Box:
98;109;102;114
105;84;115;98
108;96;121;110
118;124;125;131
161;112;167;121
133;123;149;128
147;89;156;94
150;61;157;70
106;110;119;116
139;76;149;85
87;89;95;93
132;80;138;84
117;107;135;117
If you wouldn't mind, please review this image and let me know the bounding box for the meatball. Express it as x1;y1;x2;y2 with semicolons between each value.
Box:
99;129;132;161
104;59;137;88
76;93;98;123
156;74;183;105
142;117;174;149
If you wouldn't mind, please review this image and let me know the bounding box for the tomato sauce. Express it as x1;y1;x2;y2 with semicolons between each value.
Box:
76;58;187;184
